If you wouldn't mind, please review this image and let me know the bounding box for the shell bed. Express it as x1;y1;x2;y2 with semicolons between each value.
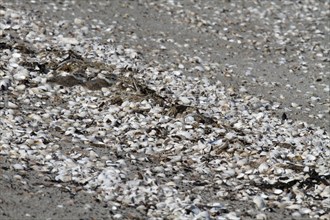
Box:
0;2;329;220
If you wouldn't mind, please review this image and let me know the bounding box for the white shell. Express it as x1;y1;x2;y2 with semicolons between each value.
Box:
59;37;79;45
179;96;190;104
274;189;283;195
253;196;266;210
12;163;24;170
258;163;269;174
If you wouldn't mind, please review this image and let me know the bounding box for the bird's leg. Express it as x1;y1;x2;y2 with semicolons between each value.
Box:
4;91;8;108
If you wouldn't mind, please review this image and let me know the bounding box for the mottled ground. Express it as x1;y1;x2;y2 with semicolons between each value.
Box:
0;0;329;219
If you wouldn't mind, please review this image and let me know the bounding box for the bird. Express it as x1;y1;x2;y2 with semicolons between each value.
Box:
0;78;11;108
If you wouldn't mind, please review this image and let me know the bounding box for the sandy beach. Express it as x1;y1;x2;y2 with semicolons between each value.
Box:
0;0;329;219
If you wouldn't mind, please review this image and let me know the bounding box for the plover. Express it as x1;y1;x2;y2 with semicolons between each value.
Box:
0;78;11;108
